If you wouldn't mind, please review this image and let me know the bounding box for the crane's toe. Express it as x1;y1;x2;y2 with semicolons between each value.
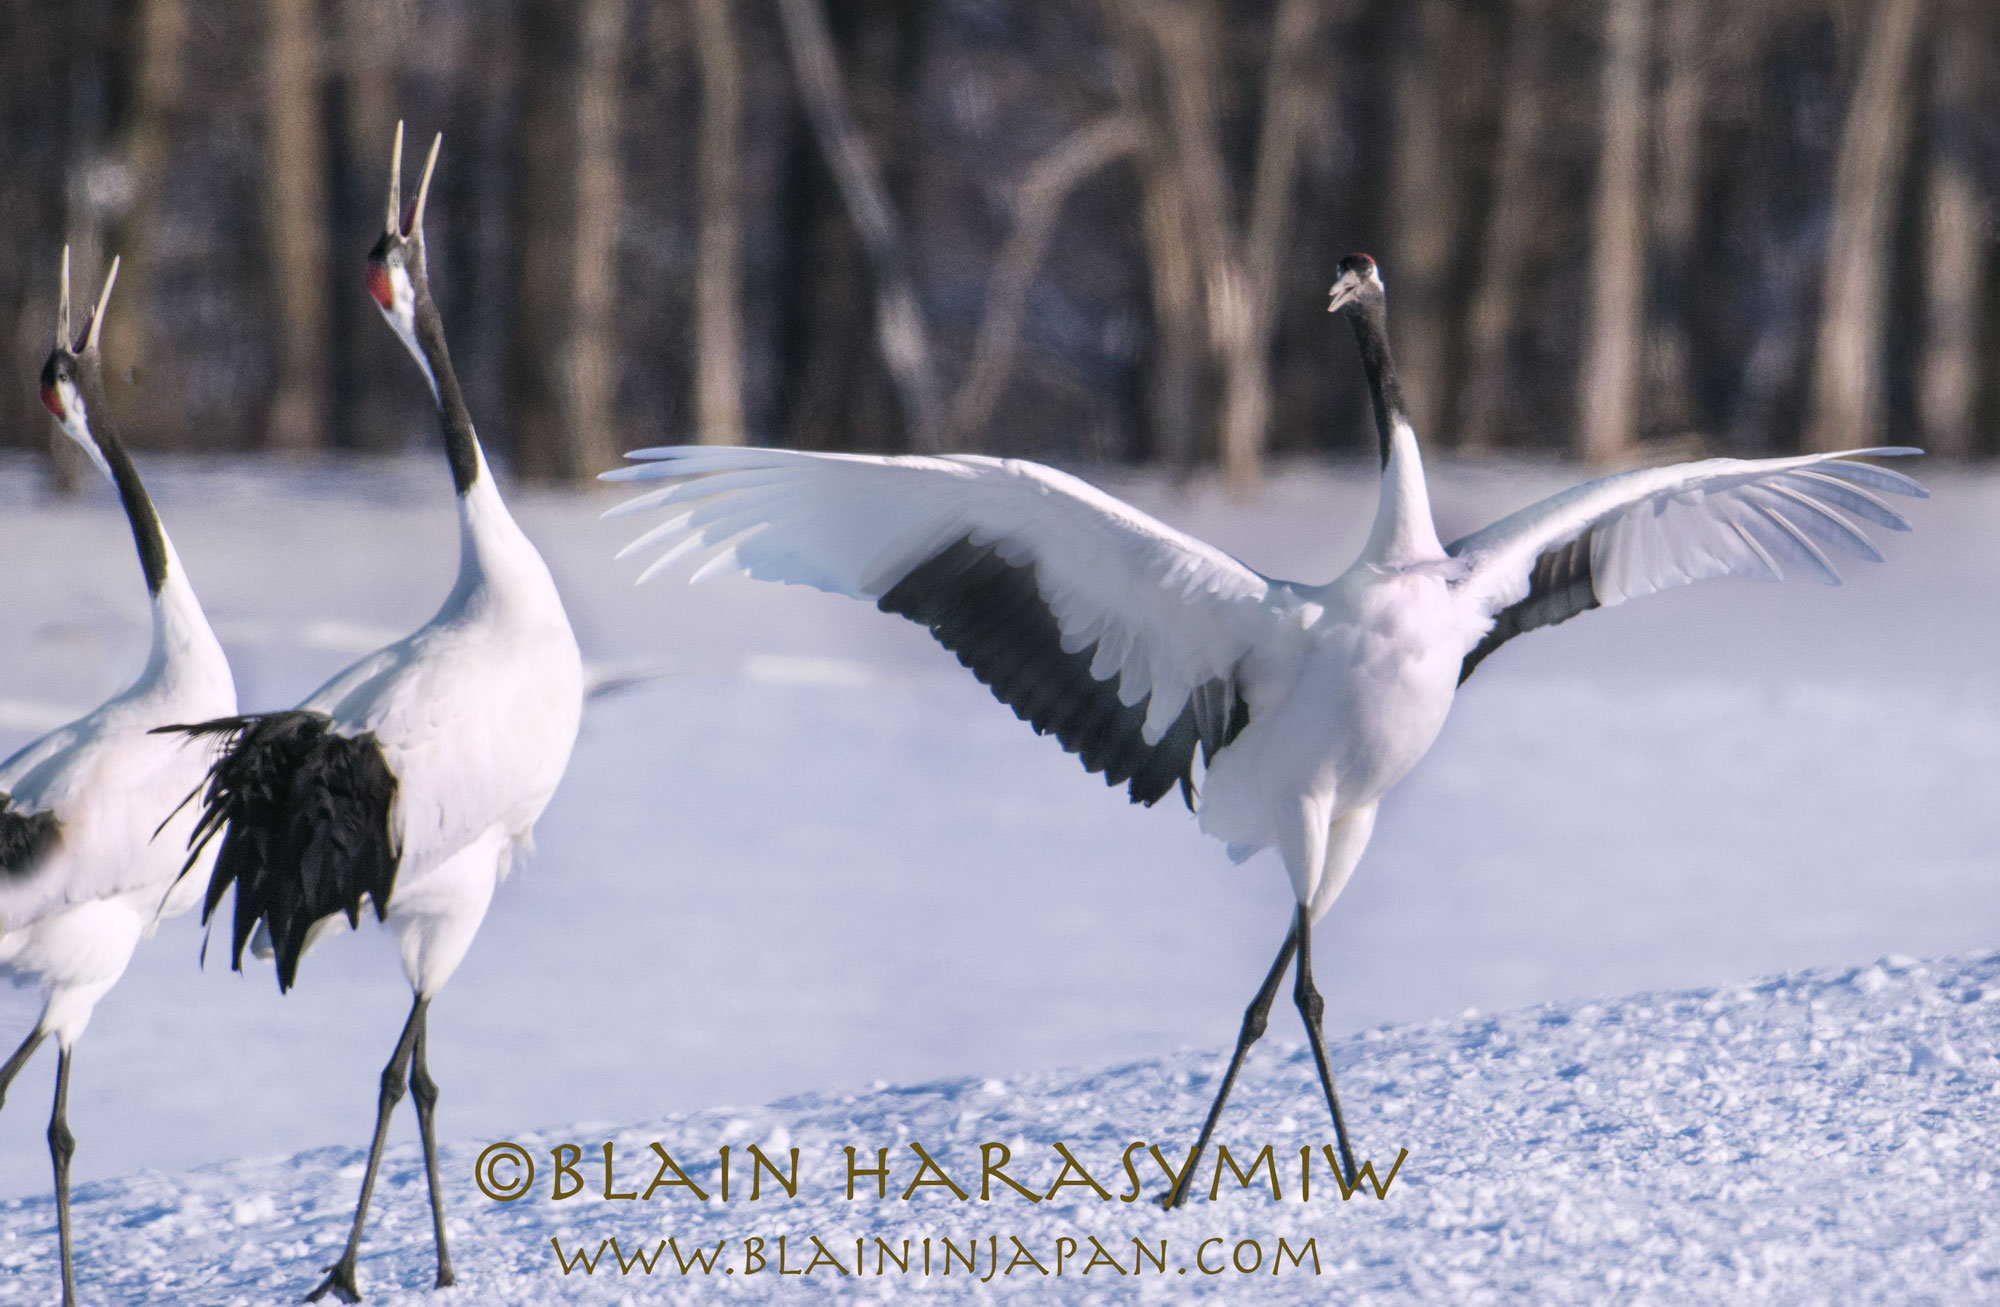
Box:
304;1258;363;1304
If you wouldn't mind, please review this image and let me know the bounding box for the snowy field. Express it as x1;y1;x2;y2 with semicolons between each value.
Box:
6;948;1995;1303
1;452;1997;1301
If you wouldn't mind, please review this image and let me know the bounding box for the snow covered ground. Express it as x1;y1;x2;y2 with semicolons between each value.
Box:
5;948;1997;1303
1;452;1996;1301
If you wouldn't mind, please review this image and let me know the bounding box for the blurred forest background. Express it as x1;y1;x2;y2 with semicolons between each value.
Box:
0;0;1994;488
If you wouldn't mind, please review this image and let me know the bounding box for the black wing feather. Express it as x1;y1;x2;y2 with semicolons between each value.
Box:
0;794;59;877
877;537;1248;808
1458;533;1599;684
156;710;399;991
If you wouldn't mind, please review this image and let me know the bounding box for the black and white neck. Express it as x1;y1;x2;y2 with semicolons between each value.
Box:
1328;255;1442;566
40;251;227;701
367;125;564;624
366;127;486;500
411;290;485;498
43;349;171;596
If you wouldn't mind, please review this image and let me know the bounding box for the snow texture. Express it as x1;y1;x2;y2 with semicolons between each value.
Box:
0;453;1994;1301
2;949;1996;1303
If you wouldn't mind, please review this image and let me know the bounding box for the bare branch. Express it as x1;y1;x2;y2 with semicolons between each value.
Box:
775;0;943;451
947;114;1146;446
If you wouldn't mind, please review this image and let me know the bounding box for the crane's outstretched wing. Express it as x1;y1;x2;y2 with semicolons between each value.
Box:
1449;447;1925;681
605;447;1289;806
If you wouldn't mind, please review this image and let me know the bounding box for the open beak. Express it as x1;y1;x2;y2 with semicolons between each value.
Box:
1327;278;1361;314
384;120;442;241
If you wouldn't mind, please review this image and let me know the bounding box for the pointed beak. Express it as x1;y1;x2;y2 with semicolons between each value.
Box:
411;133;441;237
57;245;71;349
386;120;405;236
1327;278;1361;314
81;256;120;355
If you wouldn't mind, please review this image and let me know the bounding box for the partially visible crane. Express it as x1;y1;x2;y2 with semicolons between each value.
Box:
0;250;236;1305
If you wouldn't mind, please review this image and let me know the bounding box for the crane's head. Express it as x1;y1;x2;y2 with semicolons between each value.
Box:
365;121;442;392
39;246;119;478
1326;253;1384;316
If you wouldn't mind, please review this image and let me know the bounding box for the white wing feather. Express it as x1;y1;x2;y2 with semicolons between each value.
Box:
606;447;1284;743
1449;448;1925;620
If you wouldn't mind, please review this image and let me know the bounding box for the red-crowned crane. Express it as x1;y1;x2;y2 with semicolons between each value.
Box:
602;252;1924;1206
162;126;583;1300
1;250;236;1305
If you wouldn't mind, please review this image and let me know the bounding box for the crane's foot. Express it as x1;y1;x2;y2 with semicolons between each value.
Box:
304;1257;363;1304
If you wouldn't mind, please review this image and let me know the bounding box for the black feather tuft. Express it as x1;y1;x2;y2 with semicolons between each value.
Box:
0;794;59;876
156;711;399;991
878;538;1248;809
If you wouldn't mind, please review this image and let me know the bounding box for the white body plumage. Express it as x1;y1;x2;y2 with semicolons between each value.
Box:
254;451;581;996
1;392;234;1047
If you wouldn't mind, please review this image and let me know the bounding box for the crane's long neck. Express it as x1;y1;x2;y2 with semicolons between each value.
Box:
1347;295;1442;566
414;297;483;497
411;292;564;622
74;374;230;706
77;373;170;596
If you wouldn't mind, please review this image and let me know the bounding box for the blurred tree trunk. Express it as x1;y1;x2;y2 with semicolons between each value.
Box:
1576;0;1650;464
692;0;746;445
1390;0;1460;448
262;0;331;453
1218;0;1325;490
1646;0;1709;438
511;0;627;482
1104;0;1326;491
776;0;943;452
1457;0;1550;452
1805;0;1926;451
334;0;403;451
102;0;186;444
1917;0;1982;457
52;0;116;493
1132;144;1204;473
1104;0;1203;474
567;0;625;476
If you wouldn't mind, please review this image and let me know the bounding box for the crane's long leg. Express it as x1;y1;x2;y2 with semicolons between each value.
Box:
407;1000;454;1288
49;1045;77;1307
1164;921;1299;1209
307;996;425;1304
1294;903;1358;1189
0;1026;46;1110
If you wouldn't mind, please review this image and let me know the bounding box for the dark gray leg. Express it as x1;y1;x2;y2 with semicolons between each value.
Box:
0;1026;45;1110
306;996;425;1304
407;1002;454;1288
50;1045;77;1307
1164;922;1299;1209
1294;903;1358;1188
